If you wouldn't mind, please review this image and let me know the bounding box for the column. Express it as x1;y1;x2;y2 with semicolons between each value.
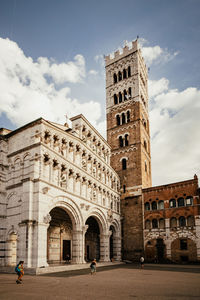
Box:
113;235;121;261
72;228;84;264
99;233;110;262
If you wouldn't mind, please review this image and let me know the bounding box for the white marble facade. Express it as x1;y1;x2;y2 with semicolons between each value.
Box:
0;114;121;268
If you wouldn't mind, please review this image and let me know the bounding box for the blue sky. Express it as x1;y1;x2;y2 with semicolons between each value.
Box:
0;0;200;185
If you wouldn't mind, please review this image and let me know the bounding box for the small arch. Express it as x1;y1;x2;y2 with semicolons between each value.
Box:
128;66;131;77
145;219;151;229
123;69;127;79
122;113;126;124
151;201;157;210
125;134;129;146
116;115;120;126
119;136;123;148
170;217;177;228
179;216;186;227
118;71;122;81
152;219;158;229
113;73;117;84
178;197;185;207
159;218;165;229
122;158;127;170
145;202;150;211
169;199;176;208
158;200;164;210
144;140;147;150
127;111;130;123
128;87;132;97
123;89;127;101
114;94;118;105
187;215;195;227
119;92;122;103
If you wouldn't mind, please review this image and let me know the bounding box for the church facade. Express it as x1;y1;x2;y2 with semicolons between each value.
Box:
0;39;200;269
0;115;121;268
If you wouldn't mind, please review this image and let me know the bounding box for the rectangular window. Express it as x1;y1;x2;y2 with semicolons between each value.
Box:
180;239;187;250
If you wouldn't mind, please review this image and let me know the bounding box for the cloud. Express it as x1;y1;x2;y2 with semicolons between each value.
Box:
89;69;98;75
0;37;102;128
149;81;200;185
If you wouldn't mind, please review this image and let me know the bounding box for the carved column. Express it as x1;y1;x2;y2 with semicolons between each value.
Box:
72;228;84;263
99;232;110;262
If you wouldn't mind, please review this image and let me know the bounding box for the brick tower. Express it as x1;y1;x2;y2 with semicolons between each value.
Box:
105;39;152;260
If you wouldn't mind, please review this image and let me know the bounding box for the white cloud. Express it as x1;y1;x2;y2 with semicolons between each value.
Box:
89;69;98;75
149;78;169;99
0;37;101;127
150;83;200;185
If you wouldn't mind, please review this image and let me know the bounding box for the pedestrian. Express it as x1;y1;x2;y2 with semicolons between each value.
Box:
90;258;97;275
15;260;24;284
140;256;144;269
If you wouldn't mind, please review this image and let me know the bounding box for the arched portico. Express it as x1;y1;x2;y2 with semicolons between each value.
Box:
109;220;121;261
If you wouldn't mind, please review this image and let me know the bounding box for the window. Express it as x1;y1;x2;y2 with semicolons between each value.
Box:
128;66;131;77
179;216;186;227
119;136;123;147
127;111;130;123
122;113;126;124
170;217;177;228
187;216;195;227
145;202;150;211
114;94;118;105
186;196;193;206
116;115;120;126
145;162;147;172
128;87;132;97
180;239;187;250
152;201;157;210
123;69;127;79
145;219;151;229
113;73;117;83
123;185;126;193
124;134;128;146
169;199;176;208
159;218;165;229
152;219;158;228
158;200;164;210
122;158;127;170
124;90;127;101
144;140;147;150
118;71;122;81
178;197;185;207
119;92;122;103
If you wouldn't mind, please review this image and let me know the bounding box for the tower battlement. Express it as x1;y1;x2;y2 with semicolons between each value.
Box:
105;39;143;66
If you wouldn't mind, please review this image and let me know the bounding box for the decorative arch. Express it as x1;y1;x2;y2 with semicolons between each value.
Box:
84;208;108;233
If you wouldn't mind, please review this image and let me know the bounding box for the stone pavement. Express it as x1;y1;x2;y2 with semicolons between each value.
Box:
0;264;200;300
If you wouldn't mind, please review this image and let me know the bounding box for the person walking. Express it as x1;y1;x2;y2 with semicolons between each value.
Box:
90;258;97;275
15;261;24;284
140;256;144;269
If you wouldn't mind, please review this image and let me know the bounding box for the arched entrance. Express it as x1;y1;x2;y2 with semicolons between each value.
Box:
47;207;73;264
156;238;165;262
85;217;100;261
7;232;17;266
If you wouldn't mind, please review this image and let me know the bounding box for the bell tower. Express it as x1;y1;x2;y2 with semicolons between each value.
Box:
105;39;152;260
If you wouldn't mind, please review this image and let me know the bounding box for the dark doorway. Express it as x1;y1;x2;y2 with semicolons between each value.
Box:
63;240;71;261
85;217;100;261
109;226;114;261
156;238;165;262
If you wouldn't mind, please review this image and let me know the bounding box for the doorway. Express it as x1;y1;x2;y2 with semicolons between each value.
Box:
63;240;71;261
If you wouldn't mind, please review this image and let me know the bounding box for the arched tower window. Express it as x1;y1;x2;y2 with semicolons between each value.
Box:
152;219;158;228
119;136;123;147
158;200;164;210
169;199;176;208
187;216;195;227
145;219;151;229
125;134;129;146
114;94;118;105
179;216;186;227
127;111;130;123
122;158;127;170
122;113;126;124
113;73;117;84
123;69;127;79
124;90;127;101
119;92;122;103
128;87;132;97
128;66;131;77
118;71;122;81
145;202;150;211
144;140;147;150
170;217;177;228
116;115;120;126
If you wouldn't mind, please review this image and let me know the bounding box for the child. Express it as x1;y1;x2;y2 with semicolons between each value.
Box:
15;261;24;284
90;259;97;275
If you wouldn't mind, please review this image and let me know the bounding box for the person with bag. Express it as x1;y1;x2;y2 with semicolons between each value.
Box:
90;258;97;275
15;260;24;284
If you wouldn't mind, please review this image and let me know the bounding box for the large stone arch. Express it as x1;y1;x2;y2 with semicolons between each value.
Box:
171;237;197;263
84;207;108;234
46;196;84;264
6;227;19;266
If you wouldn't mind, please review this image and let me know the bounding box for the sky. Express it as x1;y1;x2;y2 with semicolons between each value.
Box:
0;0;200;186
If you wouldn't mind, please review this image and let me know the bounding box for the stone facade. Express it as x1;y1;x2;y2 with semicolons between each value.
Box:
0;115;121;268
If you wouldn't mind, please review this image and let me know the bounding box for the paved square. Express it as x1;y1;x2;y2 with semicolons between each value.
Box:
0;265;200;299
